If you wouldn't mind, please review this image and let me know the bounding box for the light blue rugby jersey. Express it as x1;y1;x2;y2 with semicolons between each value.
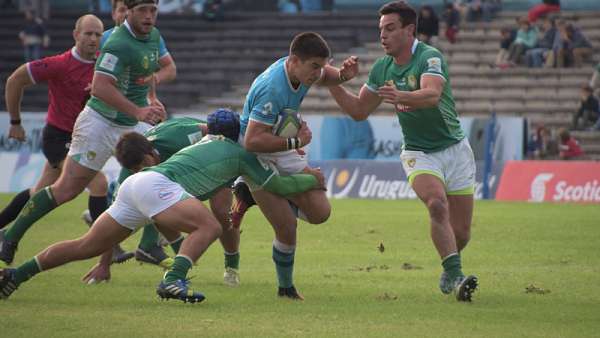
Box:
101;27;169;57
240;57;310;136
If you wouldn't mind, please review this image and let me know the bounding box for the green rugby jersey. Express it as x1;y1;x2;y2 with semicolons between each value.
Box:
87;20;161;126
148;135;319;200
366;40;464;153
117;117;206;184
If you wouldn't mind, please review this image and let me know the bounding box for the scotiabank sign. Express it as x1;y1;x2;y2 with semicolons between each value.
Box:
496;161;600;203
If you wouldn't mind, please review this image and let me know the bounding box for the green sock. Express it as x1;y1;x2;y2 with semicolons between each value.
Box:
224;252;240;270
442;253;464;281
15;258;42;286
163;255;193;284
5;187;57;243
138;224;160;251
170;236;184;254
272;246;295;288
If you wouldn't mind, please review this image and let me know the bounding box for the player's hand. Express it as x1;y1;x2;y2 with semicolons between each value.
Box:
82;262;111;285
136;105;166;125
149;97;166;114
297;121;312;147
304;167;326;190
339;56;359;82
8;124;26;142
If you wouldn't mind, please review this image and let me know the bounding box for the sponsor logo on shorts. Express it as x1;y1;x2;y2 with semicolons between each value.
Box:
406;158;416;169
158;190;174;200
86;151;97;161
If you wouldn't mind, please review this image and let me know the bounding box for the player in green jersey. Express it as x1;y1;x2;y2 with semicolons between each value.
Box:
0;0;168;269
82;112;243;287
0;123;325;303
328;1;478;302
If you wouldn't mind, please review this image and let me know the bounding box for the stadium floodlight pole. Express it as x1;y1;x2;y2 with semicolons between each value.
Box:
483;110;497;200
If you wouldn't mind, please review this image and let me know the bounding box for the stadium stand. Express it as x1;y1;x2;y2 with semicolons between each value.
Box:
0;7;599;158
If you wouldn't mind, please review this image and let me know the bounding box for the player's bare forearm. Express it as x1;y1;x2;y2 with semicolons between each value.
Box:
393;87;441;108
244;122;290;153
156;56;176;84
329;85;379;121
5;64;34;120
91;73;140;117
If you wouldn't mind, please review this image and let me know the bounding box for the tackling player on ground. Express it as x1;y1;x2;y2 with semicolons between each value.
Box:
0;112;325;303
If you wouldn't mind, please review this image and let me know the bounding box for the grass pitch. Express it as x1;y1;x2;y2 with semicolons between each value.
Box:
0;194;598;338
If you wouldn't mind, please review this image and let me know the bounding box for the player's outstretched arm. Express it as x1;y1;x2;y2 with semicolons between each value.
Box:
328;84;382;121
5;64;34;141
317;56;359;86
263;173;322;197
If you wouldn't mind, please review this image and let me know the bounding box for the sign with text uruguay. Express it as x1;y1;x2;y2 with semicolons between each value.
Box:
496;161;600;203
310;160;502;200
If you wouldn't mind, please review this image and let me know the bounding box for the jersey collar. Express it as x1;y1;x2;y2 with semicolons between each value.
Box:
71;46;95;64
411;38;419;55
283;57;301;93
123;19;150;40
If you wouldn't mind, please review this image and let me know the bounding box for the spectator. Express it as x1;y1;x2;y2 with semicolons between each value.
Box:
556;23;592;68
467;0;501;22
279;0;299;13
558;128;584;160
202;0;224;21
417;5;439;46
505;17;538;67
19;0;49;20
300;0;321;11
19;9;49;62
443;3;460;44
494;25;516;67
528;0;560;23
528;125;559;159
590;62;600;96
525;15;556;68
572;85;599;130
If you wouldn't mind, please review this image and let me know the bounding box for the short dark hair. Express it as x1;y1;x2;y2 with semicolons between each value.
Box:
379;1;417;36
115;132;155;171
289;32;330;60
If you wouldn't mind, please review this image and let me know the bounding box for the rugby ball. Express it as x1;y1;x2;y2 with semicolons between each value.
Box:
273;109;302;138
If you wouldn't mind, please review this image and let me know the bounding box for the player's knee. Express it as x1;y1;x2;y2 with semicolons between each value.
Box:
199;217;222;240
305;207;331;224
426;197;449;221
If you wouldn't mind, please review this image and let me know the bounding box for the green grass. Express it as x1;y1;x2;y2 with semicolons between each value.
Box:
0;194;599;338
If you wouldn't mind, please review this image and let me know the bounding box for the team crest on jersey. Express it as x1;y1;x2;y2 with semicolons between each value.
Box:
142;55;149;70
407;75;417;89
